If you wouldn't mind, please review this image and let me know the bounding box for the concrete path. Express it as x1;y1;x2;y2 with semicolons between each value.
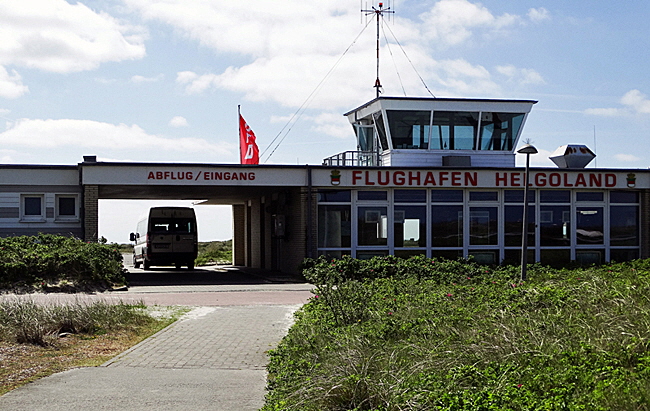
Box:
0;266;313;410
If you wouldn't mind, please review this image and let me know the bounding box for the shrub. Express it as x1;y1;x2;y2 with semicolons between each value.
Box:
0;234;126;291
264;258;650;410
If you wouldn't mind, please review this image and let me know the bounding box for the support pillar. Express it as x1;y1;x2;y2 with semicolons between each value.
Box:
83;185;99;242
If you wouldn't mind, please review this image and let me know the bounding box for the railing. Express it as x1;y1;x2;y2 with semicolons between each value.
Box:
322;151;380;167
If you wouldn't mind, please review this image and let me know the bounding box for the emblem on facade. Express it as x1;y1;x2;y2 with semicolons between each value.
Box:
330;170;341;185
627;173;636;188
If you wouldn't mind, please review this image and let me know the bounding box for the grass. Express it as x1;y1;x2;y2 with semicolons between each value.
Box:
0;300;187;395
264;257;650;410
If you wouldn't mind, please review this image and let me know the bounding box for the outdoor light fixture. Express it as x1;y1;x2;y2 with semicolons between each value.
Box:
517;144;538;281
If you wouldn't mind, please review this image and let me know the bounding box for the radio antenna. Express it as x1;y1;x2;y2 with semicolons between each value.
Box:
362;2;394;98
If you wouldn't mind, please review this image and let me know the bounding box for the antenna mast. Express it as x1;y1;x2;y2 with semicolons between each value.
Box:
362;2;394;98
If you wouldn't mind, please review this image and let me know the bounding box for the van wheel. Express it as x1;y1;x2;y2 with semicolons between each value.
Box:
143;260;150;270
187;263;195;271
175;263;182;269
133;256;141;269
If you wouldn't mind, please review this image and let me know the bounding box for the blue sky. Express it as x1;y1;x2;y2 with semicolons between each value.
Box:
2;0;650;242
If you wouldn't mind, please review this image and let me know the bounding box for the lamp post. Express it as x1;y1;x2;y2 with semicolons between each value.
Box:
517;144;538;282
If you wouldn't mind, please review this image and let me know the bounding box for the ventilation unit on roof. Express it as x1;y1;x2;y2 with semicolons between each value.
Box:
549;144;595;168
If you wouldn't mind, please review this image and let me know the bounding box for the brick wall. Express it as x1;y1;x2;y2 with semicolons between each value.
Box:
83;185;98;242
232;204;246;265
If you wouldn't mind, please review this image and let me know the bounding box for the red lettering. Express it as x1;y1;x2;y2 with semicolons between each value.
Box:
424;172;436;185
249;172;256;181
535;173;547;187
605;173;616;187
364;171;375;186
394;171;405;185
148;171;155;179
589;174;602;187
352;171;363;185
224;173;230;180
439;172;449;185
156;171;163;179
409;171;421;186
510;173;522;187
496;172;508;187
549;173;561;187
451;172;462;186
563;173;573;187
231;172;239;180
465;172;478;187
575;174;586;187
378;171;390;185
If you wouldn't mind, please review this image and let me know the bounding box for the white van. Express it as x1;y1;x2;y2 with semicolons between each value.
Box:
130;207;198;270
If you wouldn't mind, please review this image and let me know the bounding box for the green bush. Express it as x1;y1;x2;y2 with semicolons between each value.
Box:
0;234;126;291
195;240;232;266
264;257;650;410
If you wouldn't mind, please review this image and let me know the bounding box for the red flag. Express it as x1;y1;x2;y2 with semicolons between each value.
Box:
239;114;259;164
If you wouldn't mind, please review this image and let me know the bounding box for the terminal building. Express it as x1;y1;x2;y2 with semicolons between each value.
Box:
1;96;648;273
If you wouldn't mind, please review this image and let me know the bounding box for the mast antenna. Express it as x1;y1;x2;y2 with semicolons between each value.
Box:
362;2;394;98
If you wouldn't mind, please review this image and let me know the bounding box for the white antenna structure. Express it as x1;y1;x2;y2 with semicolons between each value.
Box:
361;1;394;98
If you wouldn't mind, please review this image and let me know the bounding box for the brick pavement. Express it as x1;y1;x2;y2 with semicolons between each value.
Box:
0;303;304;411
105;305;299;370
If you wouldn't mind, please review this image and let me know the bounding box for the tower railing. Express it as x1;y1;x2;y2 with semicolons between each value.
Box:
322;151;380;166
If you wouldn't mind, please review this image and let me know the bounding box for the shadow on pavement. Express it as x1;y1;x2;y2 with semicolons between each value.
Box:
125;266;303;287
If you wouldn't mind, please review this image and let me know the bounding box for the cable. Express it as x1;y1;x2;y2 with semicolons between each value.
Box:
381;19;407;96
262;18;375;162
384;22;436;98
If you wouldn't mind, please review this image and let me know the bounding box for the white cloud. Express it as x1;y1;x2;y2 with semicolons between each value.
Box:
0;118;232;155
584;107;623;117
496;65;545;85
620;89;650;114
131;74;164;83
418;0;520;46
614;153;641;162
585;89;650;117
0;0;146;73
0;66;28;99
169;116;188;127
528;8;550;22
133;0;535;109
309;112;351;139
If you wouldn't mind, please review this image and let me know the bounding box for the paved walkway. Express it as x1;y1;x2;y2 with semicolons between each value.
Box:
0;274;313;410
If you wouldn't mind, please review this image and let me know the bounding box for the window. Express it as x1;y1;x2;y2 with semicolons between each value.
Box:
431;111;479;150
576;207;603;245
318;205;351;248
358;206;388;246
387;110;432;149
431;205;463;247
21;195;45;221
394;206;426;247
610;206;638;246
540;205;570;246
477;112;524;151
55;195;78;221
469;207;498;245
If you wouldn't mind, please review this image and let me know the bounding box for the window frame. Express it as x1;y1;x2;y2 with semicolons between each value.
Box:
20;194;45;222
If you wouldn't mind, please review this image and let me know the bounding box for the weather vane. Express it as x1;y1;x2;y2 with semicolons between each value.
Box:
362;2;394;98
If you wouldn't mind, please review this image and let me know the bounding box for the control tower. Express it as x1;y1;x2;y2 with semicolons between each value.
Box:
324;96;537;168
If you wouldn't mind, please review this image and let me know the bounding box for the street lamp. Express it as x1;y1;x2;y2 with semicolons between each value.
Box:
517;144;538;281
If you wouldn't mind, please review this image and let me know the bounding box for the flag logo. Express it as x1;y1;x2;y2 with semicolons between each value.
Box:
239;114;259;165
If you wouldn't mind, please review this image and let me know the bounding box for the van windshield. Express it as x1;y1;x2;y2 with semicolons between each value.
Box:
151;218;195;234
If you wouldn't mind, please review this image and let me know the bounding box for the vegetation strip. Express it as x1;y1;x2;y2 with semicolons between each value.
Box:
264;256;650;410
0;300;185;395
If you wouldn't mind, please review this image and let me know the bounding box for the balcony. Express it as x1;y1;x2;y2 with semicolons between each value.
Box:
322;151;380;167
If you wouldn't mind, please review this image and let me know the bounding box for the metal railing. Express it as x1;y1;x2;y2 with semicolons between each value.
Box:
322;151;380;167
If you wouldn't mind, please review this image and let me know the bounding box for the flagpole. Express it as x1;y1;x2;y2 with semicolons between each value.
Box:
238;105;242;164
